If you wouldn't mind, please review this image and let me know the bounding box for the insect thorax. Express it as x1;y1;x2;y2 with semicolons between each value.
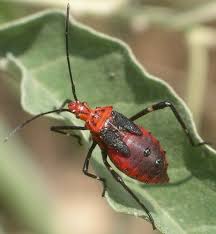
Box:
99;111;142;156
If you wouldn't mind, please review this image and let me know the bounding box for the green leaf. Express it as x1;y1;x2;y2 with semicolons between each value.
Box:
0;10;216;234
0;118;54;234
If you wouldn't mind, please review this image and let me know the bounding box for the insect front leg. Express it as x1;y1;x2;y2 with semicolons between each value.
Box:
83;142;107;197
56;99;72;113
50;125;87;145
52;99;72;114
101;151;156;230
130;100;208;147
59;99;72;108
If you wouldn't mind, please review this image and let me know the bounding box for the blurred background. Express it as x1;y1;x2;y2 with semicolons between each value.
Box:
0;0;216;234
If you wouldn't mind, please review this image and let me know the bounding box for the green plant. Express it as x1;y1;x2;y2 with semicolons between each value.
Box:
0;118;54;234
0;10;215;234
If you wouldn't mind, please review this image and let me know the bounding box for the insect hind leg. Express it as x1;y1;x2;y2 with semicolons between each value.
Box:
101;151;156;230
130;100;209;147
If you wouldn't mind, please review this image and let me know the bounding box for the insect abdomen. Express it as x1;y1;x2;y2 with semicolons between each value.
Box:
107;127;169;184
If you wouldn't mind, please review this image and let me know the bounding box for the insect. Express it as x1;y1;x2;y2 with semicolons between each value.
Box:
5;3;208;230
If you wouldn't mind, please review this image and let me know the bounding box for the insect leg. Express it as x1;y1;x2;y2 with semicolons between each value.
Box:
59;99;72;109
83;142;106;197
101;151;156;230
130;100;208;147
54;99;72;114
50;125;87;145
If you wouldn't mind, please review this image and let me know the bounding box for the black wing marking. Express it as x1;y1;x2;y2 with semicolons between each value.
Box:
100;128;130;156
112;111;142;135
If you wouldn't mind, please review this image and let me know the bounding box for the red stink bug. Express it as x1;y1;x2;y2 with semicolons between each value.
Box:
4;4;208;230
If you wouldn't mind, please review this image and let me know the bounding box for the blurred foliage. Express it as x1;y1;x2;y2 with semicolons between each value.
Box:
0;2;34;24
1;0;216;29
121;0;216;30
0;118;54;234
130;0;213;10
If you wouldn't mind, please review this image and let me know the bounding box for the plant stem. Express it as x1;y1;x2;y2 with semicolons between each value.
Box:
186;26;216;127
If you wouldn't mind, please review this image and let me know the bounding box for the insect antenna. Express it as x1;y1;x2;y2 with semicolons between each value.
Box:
3;108;70;142
65;3;78;101
4;3;77;143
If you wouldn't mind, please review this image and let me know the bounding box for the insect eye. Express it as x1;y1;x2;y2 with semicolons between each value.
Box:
143;147;151;157
155;159;162;167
